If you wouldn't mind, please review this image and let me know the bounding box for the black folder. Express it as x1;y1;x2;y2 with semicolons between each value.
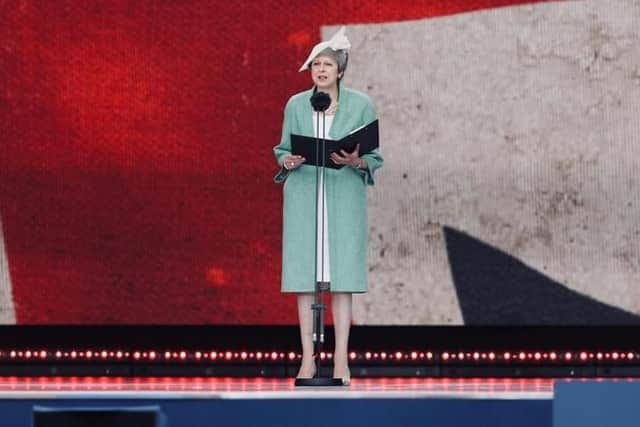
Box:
291;120;379;169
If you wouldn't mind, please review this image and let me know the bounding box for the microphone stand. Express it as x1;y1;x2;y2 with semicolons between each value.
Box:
295;93;342;387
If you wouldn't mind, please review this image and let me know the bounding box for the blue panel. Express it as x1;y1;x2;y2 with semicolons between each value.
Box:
554;380;640;427
0;398;551;427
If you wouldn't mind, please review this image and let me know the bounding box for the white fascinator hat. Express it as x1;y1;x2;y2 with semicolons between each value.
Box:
298;26;351;72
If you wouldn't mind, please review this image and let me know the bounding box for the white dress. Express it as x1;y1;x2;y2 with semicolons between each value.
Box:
312;112;334;282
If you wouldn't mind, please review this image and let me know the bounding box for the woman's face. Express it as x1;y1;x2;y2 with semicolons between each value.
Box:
311;55;341;90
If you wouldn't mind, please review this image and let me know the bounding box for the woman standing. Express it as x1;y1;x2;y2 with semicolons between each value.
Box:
274;27;383;385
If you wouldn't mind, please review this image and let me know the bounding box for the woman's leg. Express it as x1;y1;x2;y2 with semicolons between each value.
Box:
331;292;352;379
297;293;316;378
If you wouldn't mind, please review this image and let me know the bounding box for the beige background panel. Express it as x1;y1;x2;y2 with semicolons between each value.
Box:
0;217;16;324
327;0;640;324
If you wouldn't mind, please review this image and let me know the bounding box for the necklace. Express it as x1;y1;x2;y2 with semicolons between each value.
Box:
325;102;338;116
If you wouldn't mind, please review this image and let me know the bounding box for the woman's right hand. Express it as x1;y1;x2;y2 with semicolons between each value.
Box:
284;155;305;170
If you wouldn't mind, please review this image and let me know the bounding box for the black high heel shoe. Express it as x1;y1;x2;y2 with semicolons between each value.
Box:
333;368;351;386
296;363;316;379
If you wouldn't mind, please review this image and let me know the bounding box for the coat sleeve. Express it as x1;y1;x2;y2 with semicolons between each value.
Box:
356;97;384;186
273;98;295;183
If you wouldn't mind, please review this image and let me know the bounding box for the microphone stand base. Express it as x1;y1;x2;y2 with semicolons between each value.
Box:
295;377;345;387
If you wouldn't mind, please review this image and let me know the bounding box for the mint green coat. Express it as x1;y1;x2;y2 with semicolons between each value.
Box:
273;87;383;293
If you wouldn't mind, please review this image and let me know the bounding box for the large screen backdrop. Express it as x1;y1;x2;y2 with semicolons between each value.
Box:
1;0;639;325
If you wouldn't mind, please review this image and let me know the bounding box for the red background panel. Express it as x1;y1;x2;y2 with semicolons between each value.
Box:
0;0;551;324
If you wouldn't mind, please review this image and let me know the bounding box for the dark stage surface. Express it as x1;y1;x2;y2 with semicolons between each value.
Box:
1;325;640;378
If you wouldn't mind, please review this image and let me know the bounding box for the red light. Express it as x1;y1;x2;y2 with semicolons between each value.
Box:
14;346;640;366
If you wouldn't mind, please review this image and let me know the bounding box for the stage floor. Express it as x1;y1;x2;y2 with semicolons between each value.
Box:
0;377;553;400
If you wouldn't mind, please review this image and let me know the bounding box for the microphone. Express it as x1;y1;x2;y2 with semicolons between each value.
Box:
310;91;331;112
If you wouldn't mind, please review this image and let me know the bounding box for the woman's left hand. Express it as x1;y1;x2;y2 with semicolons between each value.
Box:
330;144;366;169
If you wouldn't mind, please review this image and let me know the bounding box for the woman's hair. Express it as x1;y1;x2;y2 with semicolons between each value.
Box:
311;47;349;77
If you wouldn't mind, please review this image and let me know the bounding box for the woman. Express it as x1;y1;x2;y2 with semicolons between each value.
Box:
273;27;383;385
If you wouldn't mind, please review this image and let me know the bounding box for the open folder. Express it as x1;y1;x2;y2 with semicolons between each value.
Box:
290;120;379;169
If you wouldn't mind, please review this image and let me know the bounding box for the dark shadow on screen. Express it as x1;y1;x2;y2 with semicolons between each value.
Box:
443;226;640;325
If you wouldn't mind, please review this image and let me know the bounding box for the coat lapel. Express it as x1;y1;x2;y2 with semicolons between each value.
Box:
328;86;348;140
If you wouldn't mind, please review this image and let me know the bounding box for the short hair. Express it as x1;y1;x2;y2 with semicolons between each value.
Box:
311;47;349;76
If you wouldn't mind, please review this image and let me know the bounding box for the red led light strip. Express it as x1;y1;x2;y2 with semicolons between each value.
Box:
0;350;636;363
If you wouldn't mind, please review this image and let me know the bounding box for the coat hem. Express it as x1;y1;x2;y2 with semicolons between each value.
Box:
281;289;368;294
